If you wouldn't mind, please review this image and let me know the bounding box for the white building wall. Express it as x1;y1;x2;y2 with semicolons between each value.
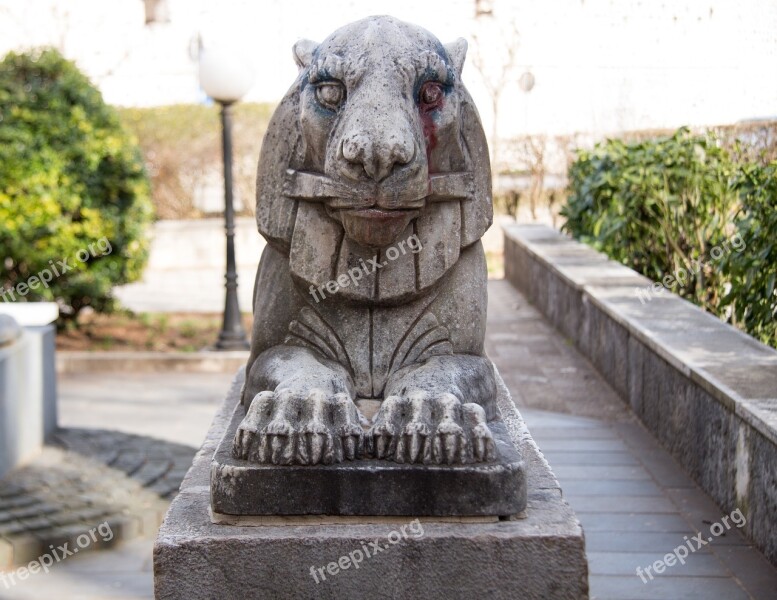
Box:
1;0;775;139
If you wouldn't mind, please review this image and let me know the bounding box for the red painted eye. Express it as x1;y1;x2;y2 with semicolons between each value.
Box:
419;82;443;111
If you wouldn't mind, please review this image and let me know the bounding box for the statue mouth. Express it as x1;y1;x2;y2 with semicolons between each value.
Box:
283;170;476;208
282;169;476;247
340;208;419;248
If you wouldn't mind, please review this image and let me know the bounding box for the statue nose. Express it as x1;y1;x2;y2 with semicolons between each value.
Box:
341;130;414;182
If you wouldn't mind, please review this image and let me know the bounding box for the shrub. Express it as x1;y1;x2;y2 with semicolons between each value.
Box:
723;161;777;347
562;127;776;348
0;48;153;319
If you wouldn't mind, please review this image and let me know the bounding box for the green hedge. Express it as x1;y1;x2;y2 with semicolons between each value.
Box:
0;48;153;319
726;161;777;345
561;128;776;348
118;103;273;219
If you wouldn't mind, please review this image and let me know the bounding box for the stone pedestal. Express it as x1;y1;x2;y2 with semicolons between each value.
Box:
153;369;588;599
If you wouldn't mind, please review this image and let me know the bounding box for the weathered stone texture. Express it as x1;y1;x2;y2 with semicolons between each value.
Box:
234;16;505;470
154;369;588;600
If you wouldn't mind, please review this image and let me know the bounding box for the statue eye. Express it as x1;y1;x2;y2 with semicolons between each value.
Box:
315;82;345;110
419;81;444;111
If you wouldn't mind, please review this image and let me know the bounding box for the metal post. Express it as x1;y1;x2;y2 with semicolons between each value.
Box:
215;101;250;350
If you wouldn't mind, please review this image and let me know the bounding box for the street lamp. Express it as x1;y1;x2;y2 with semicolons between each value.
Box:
199;48;255;350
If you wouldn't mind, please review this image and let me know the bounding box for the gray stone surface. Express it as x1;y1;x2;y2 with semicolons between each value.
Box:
503;223;777;567
0;315;21;347
58;371;236;448
212;368;526;516
487;279;777;600
155;367;587;600
235;16;502;473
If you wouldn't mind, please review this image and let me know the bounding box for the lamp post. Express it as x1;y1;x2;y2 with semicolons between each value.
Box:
199;48;255;350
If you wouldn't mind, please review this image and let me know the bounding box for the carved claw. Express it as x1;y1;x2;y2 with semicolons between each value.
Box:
367;391;497;464
394;392;432;464
233;391;274;461
432;393;467;464
233;388;364;465
333;393;363;461
367;395;405;459
462;403;496;462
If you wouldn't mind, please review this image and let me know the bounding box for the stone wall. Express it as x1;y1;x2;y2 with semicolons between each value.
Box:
503;223;777;567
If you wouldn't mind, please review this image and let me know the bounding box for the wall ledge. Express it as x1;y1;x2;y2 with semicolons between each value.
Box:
503;222;777;566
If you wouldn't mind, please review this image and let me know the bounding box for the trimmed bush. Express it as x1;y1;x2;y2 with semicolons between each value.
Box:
0;48;153;319
562;127;776;348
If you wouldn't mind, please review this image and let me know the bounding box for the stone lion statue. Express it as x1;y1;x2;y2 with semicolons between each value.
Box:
233;16;497;466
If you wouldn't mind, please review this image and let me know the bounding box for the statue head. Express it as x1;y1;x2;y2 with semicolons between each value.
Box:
256;16;492;302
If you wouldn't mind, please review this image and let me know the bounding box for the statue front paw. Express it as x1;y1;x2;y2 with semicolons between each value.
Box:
233;389;364;465
367;392;496;464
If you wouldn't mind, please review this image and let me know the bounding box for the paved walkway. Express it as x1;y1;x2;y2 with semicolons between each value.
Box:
486;280;777;599
1;281;776;599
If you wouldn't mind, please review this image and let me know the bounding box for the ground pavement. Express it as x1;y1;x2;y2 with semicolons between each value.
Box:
1;280;776;599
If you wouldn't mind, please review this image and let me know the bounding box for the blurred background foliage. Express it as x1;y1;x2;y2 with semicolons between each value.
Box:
0;48;153;319
561;128;776;348
118;103;273;219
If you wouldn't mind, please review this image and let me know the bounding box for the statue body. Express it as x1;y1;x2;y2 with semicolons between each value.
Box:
234;16;498;466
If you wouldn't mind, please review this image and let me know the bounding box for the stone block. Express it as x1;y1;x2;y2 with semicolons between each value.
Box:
153;370;588;599
0;537;12;570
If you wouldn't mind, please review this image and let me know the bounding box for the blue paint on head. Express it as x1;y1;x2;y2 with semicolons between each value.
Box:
413;66;454;105
435;41;458;85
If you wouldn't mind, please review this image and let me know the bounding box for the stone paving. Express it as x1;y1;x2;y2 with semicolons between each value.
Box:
1;281;776;599
0;373;231;600
0;446;168;572
486;280;777;600
55;429;196;501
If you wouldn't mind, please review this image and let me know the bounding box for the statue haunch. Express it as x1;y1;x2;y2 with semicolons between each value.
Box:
233;16;498;466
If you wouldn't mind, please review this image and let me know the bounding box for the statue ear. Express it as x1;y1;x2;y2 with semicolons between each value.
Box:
444;38;468;76
292;39;318;69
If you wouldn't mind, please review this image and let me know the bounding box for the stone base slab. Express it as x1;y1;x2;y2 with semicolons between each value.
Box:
153;368;588;599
